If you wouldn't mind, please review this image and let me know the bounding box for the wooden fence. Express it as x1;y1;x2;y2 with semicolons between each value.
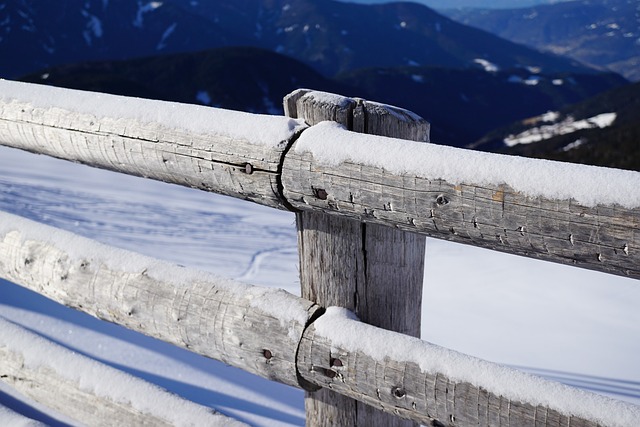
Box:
0;80;639;426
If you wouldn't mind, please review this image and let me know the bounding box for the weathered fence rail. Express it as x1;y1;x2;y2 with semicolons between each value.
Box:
0;80;306;209
0;311;245;427
0;212;319;389
1;212;638;427
1;79;639;426
1;81;638;280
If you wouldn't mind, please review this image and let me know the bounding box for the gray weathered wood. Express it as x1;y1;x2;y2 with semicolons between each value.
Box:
297;319;634;427
285;90;428;427
1;215;637;426
0;351;242;427
282;137;640;281
2;83;638;280
0;213;321;389
1;84;638;426
0;83;305;210
0;319;246;427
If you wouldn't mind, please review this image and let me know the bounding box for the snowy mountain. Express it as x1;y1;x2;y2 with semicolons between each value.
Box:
336;65;626;146
0;0;598;79
19;46;626;147
471;80;640;171
0;0;249;79
445;0;640;81
20;46;347;115
165;0;597;77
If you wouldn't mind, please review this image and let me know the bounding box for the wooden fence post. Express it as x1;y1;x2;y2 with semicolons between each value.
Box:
284;90;429;426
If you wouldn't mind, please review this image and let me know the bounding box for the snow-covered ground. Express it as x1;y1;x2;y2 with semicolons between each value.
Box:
1;144;639;426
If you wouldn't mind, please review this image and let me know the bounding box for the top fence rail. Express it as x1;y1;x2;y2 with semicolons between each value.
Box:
1;80;639;280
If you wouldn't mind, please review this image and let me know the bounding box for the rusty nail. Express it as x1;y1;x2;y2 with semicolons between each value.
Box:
435;194;448;206
325;369;337;379
244;163;254;174
263;349;273;360
392;387;406;399
314;188;328;200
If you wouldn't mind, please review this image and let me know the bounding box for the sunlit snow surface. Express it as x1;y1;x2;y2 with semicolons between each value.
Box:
0;145;639;425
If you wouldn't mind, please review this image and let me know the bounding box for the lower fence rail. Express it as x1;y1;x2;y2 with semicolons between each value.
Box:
1;211;638;426
0;316;246;427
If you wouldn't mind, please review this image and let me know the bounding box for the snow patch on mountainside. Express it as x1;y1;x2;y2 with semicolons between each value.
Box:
562;138;586;152
133;1;164;28
156;22;176;50
474;58;499;72
504;112;617;146
81;10;103;46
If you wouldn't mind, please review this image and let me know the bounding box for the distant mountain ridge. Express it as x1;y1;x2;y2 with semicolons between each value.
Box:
0;0;243;78
471;80;640;171
21;46;627;148
445;0;640;81
335;65;626;146
1;0;598;78
5;0;635;167
20;47;347;115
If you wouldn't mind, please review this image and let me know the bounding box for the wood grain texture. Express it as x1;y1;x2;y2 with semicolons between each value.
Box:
0;216;633;426
282;149;640;280
285;90;428;427
0;220;321;389
2;87;637;279
297;323;605;427
0;98;299;209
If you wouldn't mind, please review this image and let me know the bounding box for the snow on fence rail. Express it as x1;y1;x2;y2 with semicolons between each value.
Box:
0;79;639;426
1;212;638;427
1;80;638;280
